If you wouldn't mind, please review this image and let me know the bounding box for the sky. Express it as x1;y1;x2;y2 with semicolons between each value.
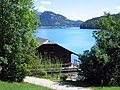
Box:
33;0;120;21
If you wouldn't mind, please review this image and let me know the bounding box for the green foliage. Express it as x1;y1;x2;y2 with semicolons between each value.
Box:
38;55;62;73
30;54;62;79
79;46;107;85
80;13;120;29
0;0;39;82
80;14;120;86
29;55;62;82
60;74;67;81
80;18;100;29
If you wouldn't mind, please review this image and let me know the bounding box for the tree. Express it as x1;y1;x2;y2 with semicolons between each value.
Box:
79;14;120;85
79;46;108;85
0;0;39;82
80;13;120;29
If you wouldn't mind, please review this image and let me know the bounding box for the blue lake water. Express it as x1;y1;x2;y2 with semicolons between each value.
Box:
36;27;97;62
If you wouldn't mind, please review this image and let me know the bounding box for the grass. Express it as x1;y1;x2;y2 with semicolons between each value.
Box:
42;75;62;82
32;73;62;82
93;87;120;90
0;80;53;90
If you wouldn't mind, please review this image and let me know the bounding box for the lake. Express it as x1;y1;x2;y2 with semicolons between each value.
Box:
36;27;97;62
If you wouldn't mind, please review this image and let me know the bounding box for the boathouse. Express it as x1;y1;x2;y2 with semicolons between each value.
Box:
37;37;78;65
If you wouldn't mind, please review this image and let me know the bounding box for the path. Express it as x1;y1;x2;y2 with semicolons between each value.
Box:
24;76;92;90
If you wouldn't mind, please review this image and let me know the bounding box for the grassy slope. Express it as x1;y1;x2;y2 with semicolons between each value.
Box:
93;87;120;90
0;81;53;90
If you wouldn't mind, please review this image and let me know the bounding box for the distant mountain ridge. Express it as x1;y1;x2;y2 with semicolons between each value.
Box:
38;11;83;28
80;13;120;29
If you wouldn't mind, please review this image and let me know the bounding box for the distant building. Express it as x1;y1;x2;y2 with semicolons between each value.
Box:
37;37;78;65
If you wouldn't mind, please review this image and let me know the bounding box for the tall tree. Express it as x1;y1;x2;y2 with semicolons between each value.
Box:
0;0;39;82
79;14;120;85
94;14;120;85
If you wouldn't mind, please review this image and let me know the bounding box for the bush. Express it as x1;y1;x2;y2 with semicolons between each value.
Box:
31;69;47;77
79;14;120;86
60;74;67;81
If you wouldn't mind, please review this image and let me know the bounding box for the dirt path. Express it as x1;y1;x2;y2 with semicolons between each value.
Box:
24;76;92;90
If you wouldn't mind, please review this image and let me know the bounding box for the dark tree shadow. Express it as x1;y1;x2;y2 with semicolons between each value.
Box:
57;80;94;88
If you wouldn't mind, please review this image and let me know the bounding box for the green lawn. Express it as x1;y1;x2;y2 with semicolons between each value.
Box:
0;81;53;90
93;87;120;90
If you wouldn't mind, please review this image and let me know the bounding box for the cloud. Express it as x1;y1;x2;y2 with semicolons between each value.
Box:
40;1;51;5
116;6;120;10
102;8;110;12
97;8;110;14
36;6;49;12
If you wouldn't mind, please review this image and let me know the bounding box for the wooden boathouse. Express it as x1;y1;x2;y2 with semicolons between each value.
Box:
36;37;80;73
37;37;79;65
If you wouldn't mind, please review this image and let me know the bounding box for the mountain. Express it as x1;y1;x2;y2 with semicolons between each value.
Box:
80;13;120;29
38;12;42;16
39;11;83;28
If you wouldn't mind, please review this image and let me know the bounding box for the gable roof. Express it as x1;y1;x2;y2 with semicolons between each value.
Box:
37;37;55;45
37;37;78;56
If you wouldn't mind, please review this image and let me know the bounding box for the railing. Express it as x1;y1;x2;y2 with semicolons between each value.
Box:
31;64;81;74
30;59;81;73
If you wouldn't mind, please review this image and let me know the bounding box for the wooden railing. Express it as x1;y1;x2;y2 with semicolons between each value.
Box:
30;59;81;74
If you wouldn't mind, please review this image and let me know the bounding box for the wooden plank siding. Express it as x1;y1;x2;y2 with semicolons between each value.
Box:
37;37;79;66
37;44;72;63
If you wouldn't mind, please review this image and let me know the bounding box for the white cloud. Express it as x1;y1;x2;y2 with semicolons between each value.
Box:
116;6;120;10
97;8;110;14
40;1;51;5
102;8;110;12
36;6;49;12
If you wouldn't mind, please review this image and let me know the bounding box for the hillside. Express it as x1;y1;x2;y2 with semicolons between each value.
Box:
39;11;83;28
80;13;120;29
